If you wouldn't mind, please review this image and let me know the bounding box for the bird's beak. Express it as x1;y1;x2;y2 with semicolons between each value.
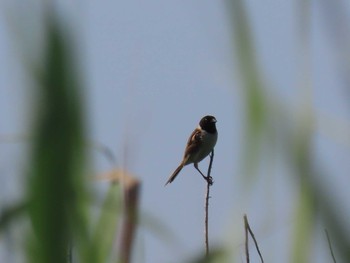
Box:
212;118;217;123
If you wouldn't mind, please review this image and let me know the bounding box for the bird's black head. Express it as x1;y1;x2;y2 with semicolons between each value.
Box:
199;115;217;134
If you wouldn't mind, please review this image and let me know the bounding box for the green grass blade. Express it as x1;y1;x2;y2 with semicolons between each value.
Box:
92;183;122;263
26;10;92;263
225;0;267;180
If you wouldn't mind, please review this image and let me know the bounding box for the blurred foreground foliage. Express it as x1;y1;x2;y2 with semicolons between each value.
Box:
1;7;125;263
226;0;350;262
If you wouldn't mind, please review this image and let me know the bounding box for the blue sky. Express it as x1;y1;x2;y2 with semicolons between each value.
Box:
1;1;350;262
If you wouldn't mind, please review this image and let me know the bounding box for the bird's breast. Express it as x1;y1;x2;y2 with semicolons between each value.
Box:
192;131;217;163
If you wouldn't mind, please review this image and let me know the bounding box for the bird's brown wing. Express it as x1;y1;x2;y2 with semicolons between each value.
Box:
165;128;202;185
183;128;203;164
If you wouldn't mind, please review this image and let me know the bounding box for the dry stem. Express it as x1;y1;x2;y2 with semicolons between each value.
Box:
205;150;214;256
325;229;337;263
244;214;264;263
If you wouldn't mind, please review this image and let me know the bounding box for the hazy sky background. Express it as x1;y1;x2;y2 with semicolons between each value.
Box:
1;1;350;262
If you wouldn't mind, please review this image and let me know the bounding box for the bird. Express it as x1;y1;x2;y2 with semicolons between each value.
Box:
165;115;218;186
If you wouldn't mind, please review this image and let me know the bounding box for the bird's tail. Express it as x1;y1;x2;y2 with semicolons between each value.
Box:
165;164;184;186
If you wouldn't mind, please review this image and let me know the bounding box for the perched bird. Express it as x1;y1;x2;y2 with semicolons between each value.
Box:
165;115;218;186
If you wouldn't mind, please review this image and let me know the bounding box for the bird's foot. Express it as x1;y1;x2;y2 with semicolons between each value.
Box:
205;175;213;186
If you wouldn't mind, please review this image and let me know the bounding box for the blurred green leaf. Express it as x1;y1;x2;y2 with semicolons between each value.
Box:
291;185;314;263
91;183;122;263
26;10;92;263
225;0;267;181
0;202;27;231
188;248;227;263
